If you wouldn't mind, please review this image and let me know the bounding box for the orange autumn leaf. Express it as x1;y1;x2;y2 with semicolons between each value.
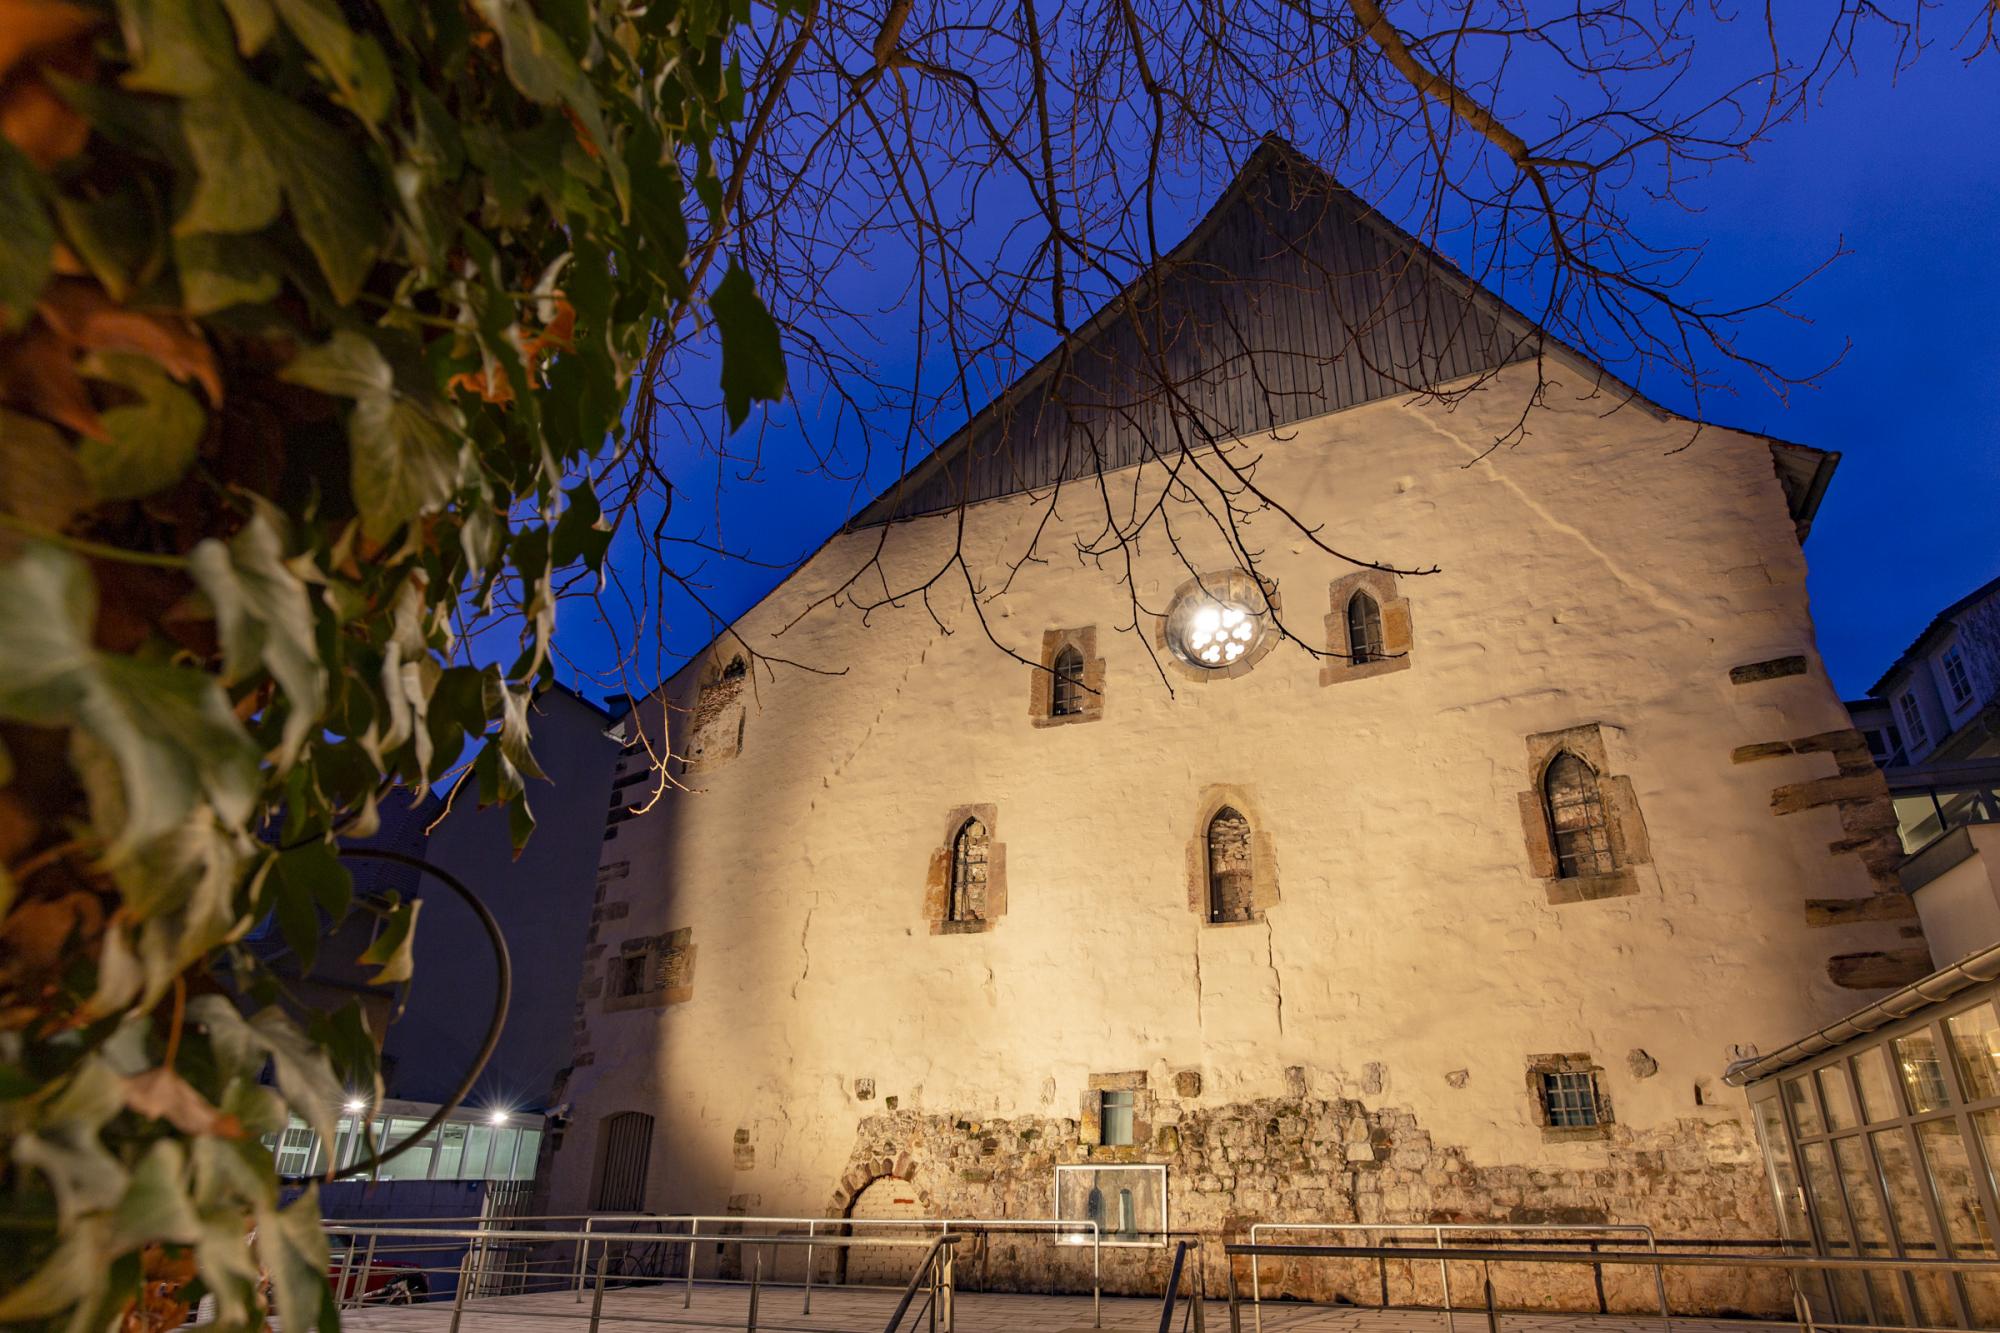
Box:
37;279;222;403
0;318;104;437
447;297;575;405
0;0;96;84
0;30;91;168
123;1066;246;1139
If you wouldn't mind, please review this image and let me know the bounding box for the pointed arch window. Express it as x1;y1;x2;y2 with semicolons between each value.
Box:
1543;752;1616;879
1051;645;1086;717
948;818;989;923
1346;591;1384;664
1206;807;1255;923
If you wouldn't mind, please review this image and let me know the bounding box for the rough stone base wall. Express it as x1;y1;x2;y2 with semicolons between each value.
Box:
821;1097;1786;1317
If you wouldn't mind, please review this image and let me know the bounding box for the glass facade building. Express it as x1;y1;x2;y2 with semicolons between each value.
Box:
1736;964;2000;1328
268;1098;542;1184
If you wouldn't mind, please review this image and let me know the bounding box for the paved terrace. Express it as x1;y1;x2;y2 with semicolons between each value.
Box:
338;1284;1772;1333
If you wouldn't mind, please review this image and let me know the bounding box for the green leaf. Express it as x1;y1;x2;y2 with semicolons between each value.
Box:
0;142;52;331
189;506;326;764
270;0;393;124
0;409;93;531
466;0;627;207
0;1217;115;1322
0;545;260;850
249;1006;344;1149
356;897;418;985
713;260;785;430
255;1187;332;1333
217;0;275;52
174;230;280;315
116;0;235;95
110;1139;203;1251
75;352;206;501
552;480;612;572
177;79;283;234
283;330;463;540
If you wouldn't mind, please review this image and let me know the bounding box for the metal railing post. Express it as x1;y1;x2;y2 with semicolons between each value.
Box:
574;1216;595;1302
1093;1222;1102;1328
943;1233;955;1333
448;1245;472;1333
803;1218;815;1314
747;1250;761;1333
1227;1256;1243;1333
686;1218;699;1308
1193;1243;1206;1333
588;1244;609;1333
334;1237;357;1309
1249;1223;1263;1333
1483;1267;1499;1333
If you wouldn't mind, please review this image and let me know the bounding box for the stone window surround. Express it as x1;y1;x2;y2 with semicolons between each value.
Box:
1029;626;1107;727
1154;569;1284;684
1516;723;1651;905
1321;570;1414;686
1079;1070;1155;1156
1185;785;1280;925
1525;1052;1614;1143
922;804;1008;935
682;649;751;773
603;927;696;1012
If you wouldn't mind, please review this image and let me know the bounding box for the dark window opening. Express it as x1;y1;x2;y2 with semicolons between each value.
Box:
1540;1071;1602;1127
948;818;989;923
721;656;747;681
610;954;648;999
1206;807;1255;922
1544;752;1616;879
1052;645;1086;717
1346;591;1385;664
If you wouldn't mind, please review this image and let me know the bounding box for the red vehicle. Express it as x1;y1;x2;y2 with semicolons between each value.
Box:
329;1237;429;1304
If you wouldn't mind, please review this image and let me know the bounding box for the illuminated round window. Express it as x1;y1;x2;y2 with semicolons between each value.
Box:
1164;572;1271;672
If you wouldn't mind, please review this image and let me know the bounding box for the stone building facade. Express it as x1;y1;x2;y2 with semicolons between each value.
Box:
544;145;1921;1313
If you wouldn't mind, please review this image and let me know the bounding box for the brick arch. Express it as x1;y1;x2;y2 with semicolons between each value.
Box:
833;1170;931;1286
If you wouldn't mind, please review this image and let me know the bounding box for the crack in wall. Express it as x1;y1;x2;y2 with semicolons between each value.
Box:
791;892;818;1000
1265;916;1285;1035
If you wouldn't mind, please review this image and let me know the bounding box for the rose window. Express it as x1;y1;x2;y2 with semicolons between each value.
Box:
1164;574;1270;671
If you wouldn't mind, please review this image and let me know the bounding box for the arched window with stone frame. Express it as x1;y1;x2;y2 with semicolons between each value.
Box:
1345;590;1384;664
1051;644;1086;717
1206;807;1255;923
1543;751;1616;879
948;817;989;923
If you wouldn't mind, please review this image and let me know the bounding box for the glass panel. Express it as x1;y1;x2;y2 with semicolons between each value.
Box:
1948;1005;2000;1104
1820;1063;1862;1132
1834;1136;1909;1324
1801;1142;1872;1324
1857;1046;1902;1124
1755;1096;1811;1242
462;1123;493;1180
1895;792;1945;853
376;1119;437;1181
487;1126;520;1181
514;1128;542;1180
1916;1118;2000;1324
433;1122;468;1180
1895;1032;1951;1113
1785;1074;1825;1138
1873;1129;1956;1325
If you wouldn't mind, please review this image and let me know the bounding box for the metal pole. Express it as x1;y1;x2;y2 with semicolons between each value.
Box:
942;1233;956;1333
588;1245;609;1333
1590;1240;1607;1314
1227;1257;1242;1333
575;1216;594;1302
361;1232;380;1302
1249;1224;1263;1333
1483;1269;1500;1333
1193;1243;1206;1333
1648;1231;1673;1333
686;1219;698;1309
748;1250;761;1333
334;1237;357;1309
803;1219;815;1314
1094;1224;1102;1329
1439;1225;1455;1333
448;1246;472;1333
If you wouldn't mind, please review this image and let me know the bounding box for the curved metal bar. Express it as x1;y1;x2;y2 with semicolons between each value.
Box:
881;1234;963;1333
276;846;512;1183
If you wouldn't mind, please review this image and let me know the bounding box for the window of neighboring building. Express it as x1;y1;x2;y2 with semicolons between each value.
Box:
1206;807;1255;923
1051;645;1086;717
610;953;648;999
1539;1070;1604;1128
1099;1090;1136;1146
1543;752;1616;879
948;817;989;923
1346;591;1385;664
1943;646;1974;707
1900;691;1929;746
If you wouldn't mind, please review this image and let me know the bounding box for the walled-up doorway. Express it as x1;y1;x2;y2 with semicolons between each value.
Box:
841;1175;931;1288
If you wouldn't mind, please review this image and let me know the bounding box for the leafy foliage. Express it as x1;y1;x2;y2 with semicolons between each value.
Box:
0;0;781;1324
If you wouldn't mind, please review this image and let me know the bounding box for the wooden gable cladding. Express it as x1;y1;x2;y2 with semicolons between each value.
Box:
849;139;1537;529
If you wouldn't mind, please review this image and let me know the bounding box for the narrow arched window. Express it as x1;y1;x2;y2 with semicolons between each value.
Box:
948;818;989;923
1544;752;1615;879
1051;645;1086;717
1206;807;1254;923
1347;591;1384;664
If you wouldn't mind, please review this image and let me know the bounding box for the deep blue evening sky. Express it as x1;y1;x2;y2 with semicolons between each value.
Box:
561;33;2000;705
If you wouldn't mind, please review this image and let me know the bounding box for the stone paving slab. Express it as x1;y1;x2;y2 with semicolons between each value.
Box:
335;1283;1786;1333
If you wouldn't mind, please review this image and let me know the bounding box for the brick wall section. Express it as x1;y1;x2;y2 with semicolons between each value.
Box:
824;1090;1782;1315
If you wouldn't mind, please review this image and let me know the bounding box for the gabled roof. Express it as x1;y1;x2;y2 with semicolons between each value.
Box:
847;135;1837;541
1870;572;2000;697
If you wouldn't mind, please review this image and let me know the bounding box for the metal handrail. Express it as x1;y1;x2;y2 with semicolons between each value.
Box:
1158;1238;1205;1333
568;1210;1101;1325
1245;1220;1669;1333
881;1234;962;1333
1221;1240;2000;1333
